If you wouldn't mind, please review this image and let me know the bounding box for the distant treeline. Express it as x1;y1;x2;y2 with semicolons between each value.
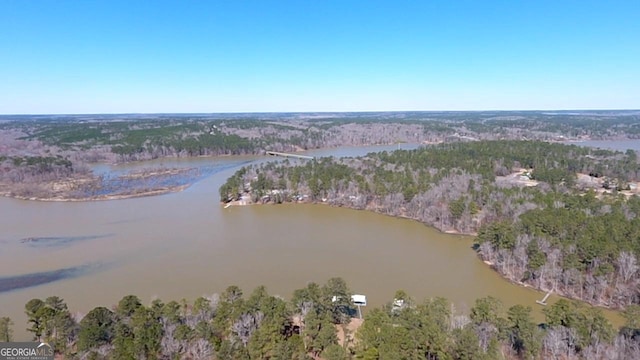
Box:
2;279;640;359
2;111;640;163
220;141;640;309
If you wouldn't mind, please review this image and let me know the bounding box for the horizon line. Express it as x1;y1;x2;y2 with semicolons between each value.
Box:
1;108;640;116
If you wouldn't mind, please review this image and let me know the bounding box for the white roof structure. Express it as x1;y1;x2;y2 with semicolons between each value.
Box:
351;294;367;306
331;294;367;306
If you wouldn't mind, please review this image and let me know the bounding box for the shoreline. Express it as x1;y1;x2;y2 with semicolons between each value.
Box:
222;199;625;312
223;199;478;237
99;137;639;166
5;139;632;203
0;166;199;202
97;142;415;166
0;184;191;202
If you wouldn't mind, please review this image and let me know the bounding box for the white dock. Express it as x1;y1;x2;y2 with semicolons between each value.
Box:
536;290;552;306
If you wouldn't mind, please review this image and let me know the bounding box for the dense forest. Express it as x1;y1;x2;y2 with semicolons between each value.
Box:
2;279;640;359
1;111;639;164
220;141;640;309
2;112;640;200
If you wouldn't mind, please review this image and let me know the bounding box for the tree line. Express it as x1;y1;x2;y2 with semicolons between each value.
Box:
3;279;640;359
4;111;640;165
220;141;640;309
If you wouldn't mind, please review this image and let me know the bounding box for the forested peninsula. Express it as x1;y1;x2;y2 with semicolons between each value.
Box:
220;141;640;310
3;279;640;359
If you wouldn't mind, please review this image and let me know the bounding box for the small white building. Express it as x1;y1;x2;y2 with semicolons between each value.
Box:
351;294;367;306
331;294;367;306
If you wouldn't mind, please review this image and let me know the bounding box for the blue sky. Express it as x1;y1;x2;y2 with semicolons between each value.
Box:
0;0;638;113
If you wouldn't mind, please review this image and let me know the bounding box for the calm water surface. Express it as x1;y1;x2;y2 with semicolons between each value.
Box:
573;139;640;152
0;144;622;340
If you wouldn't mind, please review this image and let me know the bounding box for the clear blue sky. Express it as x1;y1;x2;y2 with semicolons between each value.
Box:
1;0;638;114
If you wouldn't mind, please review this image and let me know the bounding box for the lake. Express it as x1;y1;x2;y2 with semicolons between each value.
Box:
572;139;640;152
0;144;622;340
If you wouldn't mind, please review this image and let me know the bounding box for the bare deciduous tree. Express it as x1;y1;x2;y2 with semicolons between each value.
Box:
617;252;639;283
232;312;264;347
183;338;214;360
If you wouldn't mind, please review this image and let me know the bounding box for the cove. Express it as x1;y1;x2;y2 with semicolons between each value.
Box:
0;144;623;340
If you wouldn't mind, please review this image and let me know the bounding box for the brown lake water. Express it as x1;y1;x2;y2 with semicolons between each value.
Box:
0;144;623;340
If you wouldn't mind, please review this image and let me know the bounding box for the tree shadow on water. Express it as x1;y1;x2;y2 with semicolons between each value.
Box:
0;262;110;294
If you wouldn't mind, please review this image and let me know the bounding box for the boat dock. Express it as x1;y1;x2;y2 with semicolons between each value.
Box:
536;290;553;306
266;151;314;160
